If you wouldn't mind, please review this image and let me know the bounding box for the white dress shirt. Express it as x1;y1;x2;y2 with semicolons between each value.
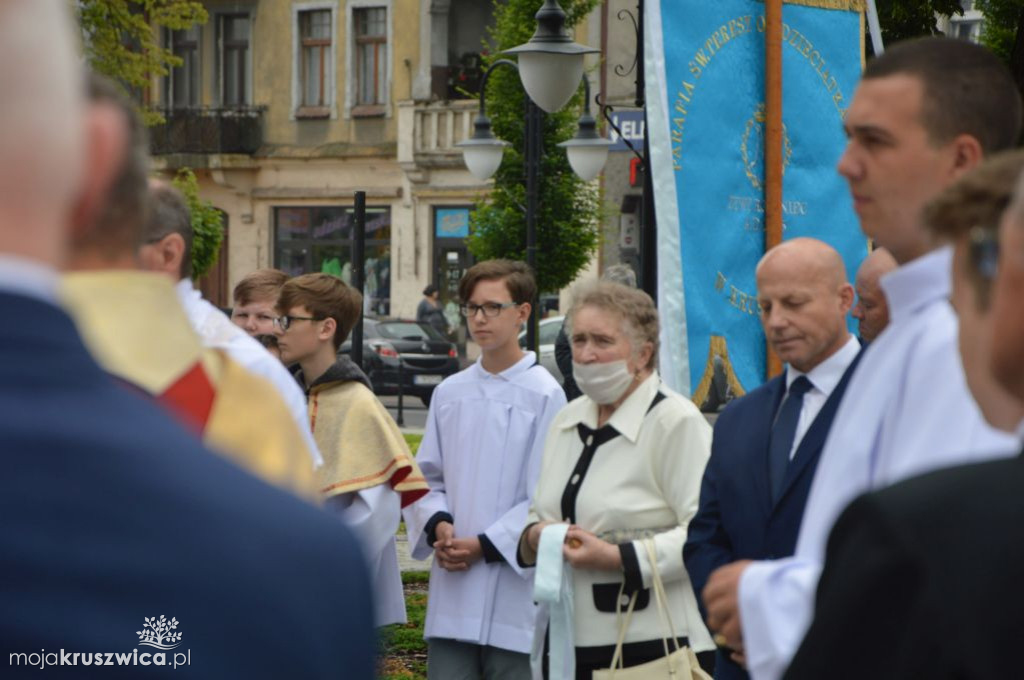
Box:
738;246;1019;680
403;352;566;654
174;279;322;466
0;255;59;305
784;334;860;460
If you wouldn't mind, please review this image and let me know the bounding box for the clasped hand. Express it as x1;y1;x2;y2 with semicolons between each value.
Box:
433;521;483;572
527;521;622;571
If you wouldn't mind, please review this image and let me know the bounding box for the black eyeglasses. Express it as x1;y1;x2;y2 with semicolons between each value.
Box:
459;302;520;318
273;315;324;331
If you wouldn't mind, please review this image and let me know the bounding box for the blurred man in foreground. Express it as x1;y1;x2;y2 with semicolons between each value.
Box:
0;2;374;676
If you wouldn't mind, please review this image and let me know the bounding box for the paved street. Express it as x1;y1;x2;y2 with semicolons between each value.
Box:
380;395;428;431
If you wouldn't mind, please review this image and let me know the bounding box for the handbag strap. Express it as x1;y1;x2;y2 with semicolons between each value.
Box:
607;583;637;673
643;538;682;659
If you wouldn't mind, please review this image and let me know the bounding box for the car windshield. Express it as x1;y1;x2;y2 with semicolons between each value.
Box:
377;321;444;341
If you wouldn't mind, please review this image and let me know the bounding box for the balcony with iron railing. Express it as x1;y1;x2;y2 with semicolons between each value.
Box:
149;106;266;156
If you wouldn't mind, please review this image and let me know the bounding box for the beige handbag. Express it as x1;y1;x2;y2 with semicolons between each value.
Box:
592;540;712;680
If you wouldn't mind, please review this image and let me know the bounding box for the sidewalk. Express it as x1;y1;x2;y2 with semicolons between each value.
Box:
396;534;431;572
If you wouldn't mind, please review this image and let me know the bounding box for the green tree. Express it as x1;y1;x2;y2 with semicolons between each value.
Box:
868;1;1024;97
77;2;222;278
77;0;208;124
172;169;224;280
468;0;602;294
868;0;964;56
977;1;1024;92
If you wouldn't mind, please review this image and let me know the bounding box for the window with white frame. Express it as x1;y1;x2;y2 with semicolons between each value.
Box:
354;7;387;107
345;1;390;117
167;26;201;108
291;3;337;119
301;10;331;107
218;13;251;107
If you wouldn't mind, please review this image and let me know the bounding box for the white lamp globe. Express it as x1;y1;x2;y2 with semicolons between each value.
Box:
460;141;508;181
563;142;611;182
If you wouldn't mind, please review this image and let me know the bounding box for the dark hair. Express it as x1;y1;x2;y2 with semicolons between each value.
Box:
423;284;439;297
278;273;362;350
234;269;290;306
863;37;1022;154
144;182;194;279
458;259;536;305
76;71;150;258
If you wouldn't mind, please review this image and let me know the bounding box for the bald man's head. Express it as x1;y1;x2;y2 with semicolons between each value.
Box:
852;247;897;342
0;0;86;264
756;238;855;373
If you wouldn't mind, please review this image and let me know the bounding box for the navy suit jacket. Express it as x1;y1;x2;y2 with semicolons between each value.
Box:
0;291;375;678
683;351;862;680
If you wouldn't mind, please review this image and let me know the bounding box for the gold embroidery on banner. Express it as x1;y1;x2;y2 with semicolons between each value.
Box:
780;0;865;11
691;335;747;409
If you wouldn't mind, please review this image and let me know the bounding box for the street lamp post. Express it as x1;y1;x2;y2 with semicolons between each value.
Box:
456;0;610;353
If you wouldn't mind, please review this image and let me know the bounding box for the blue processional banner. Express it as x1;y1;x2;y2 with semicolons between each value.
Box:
645;0;867;406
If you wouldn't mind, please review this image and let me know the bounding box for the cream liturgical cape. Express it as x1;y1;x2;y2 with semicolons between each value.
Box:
403;352;566;654
61;271;316;498
309;377;428;627
174;279;322;467
738;247;1020;680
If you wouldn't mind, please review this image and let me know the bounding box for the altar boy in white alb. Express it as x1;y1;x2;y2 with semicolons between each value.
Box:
404;260;566;679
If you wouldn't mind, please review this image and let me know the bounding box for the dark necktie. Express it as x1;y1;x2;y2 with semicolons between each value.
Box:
768;376;812;503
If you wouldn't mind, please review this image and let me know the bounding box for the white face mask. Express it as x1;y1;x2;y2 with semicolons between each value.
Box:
573;359;635;404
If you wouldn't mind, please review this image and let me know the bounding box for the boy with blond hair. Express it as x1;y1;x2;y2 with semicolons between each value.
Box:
231;268;289;336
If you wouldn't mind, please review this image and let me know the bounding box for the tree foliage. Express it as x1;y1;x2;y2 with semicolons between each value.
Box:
868;1;1024;95
867;0;964;56
77;0;208;124
172;169;224;280
468;0;602;293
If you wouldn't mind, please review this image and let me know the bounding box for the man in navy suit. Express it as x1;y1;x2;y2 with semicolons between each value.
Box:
0;3;375;677
684;237;861;680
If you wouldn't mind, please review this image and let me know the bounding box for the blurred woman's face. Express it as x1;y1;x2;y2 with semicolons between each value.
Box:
570;305;644;374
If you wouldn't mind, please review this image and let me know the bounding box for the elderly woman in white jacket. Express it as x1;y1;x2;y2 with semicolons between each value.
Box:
519;281;715;679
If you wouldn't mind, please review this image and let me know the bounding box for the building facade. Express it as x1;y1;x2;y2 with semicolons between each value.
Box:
150;0;609;322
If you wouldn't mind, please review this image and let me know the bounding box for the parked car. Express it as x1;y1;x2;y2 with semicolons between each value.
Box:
519;315;565;384
340;319;459;406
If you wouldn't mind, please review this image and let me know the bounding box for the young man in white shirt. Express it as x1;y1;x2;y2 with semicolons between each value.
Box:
702;37;1022;680
404;259;566;679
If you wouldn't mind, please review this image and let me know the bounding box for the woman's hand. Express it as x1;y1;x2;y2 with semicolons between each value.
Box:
562;526;622;571
526;521;556;552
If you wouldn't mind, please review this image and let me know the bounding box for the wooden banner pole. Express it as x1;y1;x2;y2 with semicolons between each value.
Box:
765;0;784;379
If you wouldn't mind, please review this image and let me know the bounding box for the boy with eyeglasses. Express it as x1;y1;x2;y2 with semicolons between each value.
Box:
403;259;566;679
275;272;429;627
